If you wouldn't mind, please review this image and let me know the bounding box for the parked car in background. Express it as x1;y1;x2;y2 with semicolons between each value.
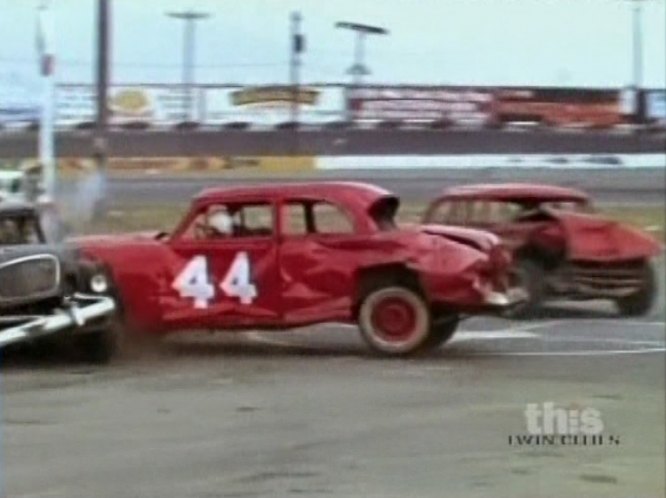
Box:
424;183;661;317
75;182;522;356
0;202;118;362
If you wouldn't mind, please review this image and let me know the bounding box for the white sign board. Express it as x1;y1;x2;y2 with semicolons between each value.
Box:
204;86;344;124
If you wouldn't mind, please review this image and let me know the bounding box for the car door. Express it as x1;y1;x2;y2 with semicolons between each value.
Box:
163;201;281;329
278;199;360;324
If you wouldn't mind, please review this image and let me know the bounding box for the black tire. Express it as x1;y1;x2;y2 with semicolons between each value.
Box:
358;286;433;356
76;325;121;364
503;259;546;319
615;261;657;317
422;313;459;350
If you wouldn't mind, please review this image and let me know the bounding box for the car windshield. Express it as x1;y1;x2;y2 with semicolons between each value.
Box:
0;215;43;245
537;200;593;213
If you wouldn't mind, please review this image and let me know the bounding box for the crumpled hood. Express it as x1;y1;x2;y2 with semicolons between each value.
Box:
419;224;502;254
551;211;662;261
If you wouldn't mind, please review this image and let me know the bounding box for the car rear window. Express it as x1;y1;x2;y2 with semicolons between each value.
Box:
368;197;399;231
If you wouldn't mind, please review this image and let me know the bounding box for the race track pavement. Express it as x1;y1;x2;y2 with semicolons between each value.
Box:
1;264;664;498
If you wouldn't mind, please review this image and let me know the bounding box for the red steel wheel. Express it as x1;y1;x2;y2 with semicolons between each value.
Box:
358;286;431;356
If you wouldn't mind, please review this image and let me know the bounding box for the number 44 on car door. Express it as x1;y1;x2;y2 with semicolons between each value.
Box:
173;252;257;309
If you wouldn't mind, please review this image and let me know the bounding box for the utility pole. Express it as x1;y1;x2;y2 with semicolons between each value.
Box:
167;10;211;122
36;1;56;202
94;0;110;217
631;0;644;124
335;21;388;85
289;11;304;124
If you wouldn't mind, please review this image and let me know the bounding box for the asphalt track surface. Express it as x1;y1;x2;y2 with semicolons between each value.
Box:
86;166;666;205
1;129;665;157
2;261;664;498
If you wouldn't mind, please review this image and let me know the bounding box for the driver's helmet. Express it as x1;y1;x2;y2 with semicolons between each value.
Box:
208;211;233;236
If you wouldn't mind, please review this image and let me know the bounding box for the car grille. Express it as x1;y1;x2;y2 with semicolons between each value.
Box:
0;255;60;303
568;260;645;295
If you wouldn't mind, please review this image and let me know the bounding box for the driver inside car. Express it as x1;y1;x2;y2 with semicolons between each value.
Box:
206;210;234;238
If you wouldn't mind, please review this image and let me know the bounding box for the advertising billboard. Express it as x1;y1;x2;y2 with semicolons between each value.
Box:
204;85;344;125
492;88;622;126
345;86;492;123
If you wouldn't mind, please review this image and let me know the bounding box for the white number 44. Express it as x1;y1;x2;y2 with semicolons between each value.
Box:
172;252;257;309
220;252;257;305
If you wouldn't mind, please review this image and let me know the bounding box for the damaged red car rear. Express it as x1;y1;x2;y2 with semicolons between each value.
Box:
424;183;662;316
75;182;520;356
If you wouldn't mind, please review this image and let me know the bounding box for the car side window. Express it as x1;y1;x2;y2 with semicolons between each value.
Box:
282;201;354;236
474;201;522;224
181;202;274;240
430;201;469;225
312;202;354;234
428;201;451;224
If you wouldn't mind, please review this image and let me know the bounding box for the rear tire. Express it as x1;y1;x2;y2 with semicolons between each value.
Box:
615;261;656;317
358;286;433;356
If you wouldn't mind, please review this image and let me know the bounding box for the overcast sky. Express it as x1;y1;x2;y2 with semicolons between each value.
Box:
1;0;665;97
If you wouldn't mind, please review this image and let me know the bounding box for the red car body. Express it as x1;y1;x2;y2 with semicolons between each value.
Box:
74;182;519;355
424;183;662;316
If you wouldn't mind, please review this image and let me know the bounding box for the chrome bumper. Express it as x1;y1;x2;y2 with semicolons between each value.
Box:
482;286;528;308
0;293;116;348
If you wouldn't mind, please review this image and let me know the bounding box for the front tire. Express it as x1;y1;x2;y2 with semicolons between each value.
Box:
615;261;656;316
358;286;434;356
503;259;546;319
76;325;121;364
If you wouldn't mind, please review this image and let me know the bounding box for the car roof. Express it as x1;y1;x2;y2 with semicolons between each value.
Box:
439;183;590;203
0;201;38;216
195;182;397;210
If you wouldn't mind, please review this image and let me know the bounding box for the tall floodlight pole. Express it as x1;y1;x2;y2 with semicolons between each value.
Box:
335;21;388;85
289;11;304;124
631;0;644;123
36;1;56;201
94;0;110;217
167;10;211;122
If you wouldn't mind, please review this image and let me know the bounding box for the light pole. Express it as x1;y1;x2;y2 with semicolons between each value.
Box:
167;10;211;122
36;1;56;202
335;21;388;85
289;11;304;124
93;0;110;218
630;0;644;123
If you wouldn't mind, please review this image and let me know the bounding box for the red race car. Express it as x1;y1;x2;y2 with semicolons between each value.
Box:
424;183;662;317
75;182;521;356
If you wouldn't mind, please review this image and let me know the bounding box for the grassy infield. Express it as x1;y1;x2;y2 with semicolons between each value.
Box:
84;200;665;243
